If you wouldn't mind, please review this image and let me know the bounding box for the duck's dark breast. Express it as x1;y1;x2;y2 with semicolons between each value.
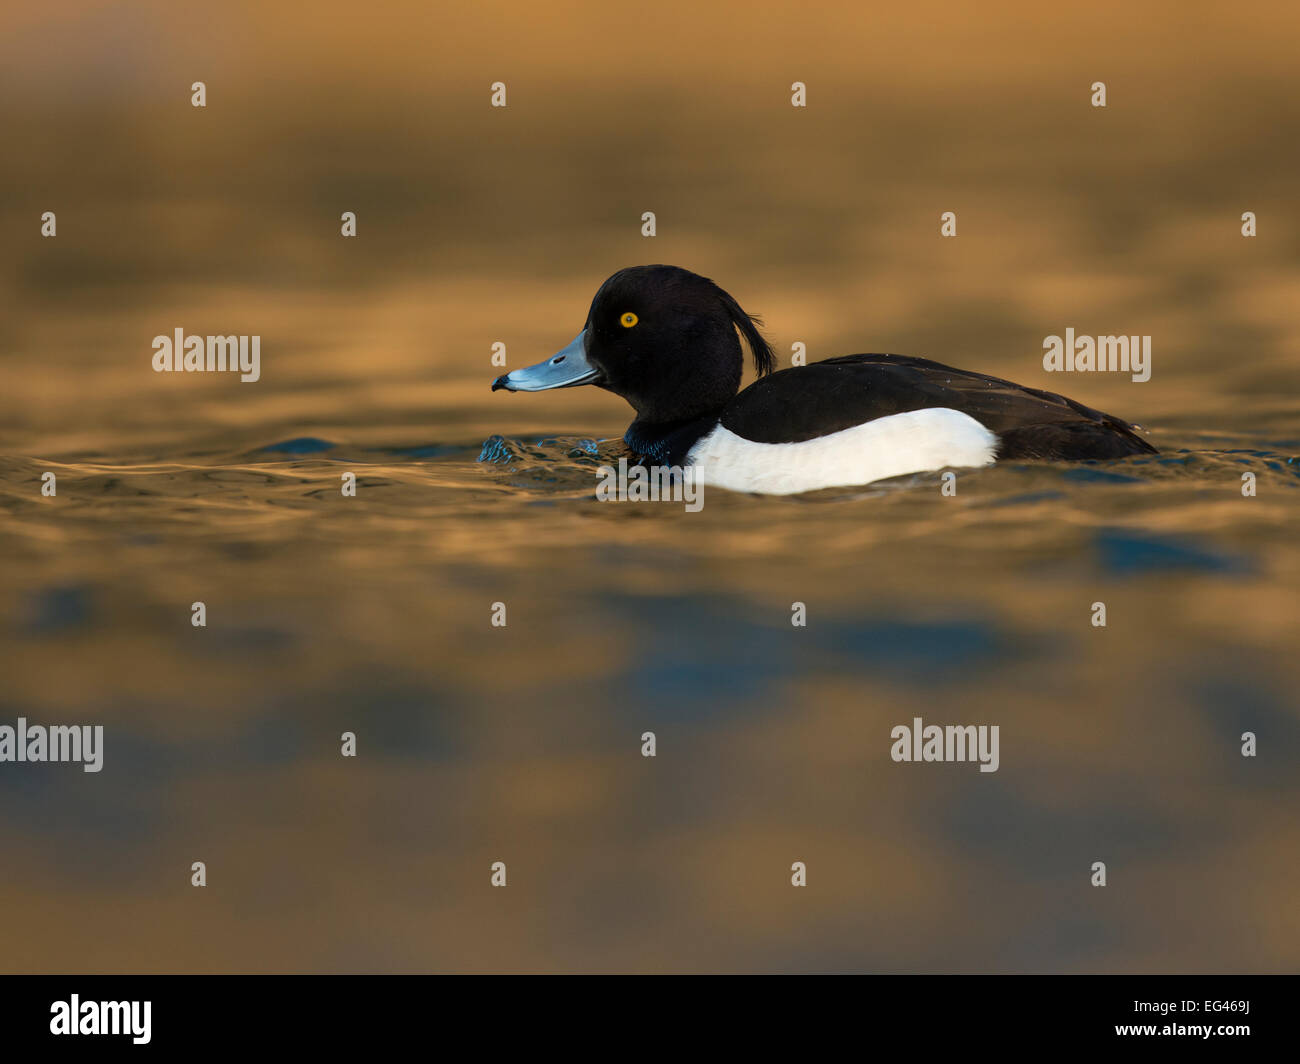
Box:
719;353;1157;460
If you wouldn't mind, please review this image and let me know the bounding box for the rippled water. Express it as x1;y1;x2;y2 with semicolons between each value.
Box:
3;406;1297;971
3;1;1299;972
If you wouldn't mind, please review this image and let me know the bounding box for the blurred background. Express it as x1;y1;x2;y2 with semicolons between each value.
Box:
0;0;1297;971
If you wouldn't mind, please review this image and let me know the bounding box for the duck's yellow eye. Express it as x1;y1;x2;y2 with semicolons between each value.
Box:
620;312;638;328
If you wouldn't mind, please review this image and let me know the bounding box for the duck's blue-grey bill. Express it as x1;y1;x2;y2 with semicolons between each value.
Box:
491;331;600;392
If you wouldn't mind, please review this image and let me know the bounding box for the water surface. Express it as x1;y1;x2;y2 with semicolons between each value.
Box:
1;0;1298;972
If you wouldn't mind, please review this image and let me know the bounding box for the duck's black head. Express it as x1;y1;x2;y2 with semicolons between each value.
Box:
491;265;775;427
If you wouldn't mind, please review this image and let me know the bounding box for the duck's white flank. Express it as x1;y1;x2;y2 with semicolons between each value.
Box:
685;407;999;495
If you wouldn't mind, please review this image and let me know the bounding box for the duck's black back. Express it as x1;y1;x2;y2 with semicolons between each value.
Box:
719;353;1157;460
